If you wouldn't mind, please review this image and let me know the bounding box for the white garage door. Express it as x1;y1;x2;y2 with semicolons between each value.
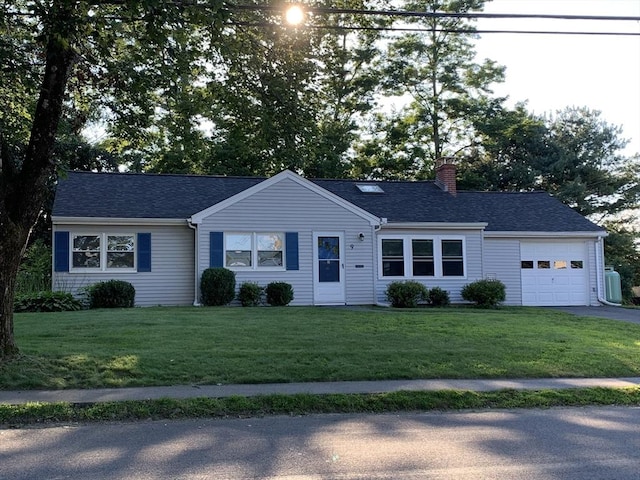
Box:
521;242;589;306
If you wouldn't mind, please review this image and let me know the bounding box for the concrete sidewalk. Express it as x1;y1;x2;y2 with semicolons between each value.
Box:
2;377;640;405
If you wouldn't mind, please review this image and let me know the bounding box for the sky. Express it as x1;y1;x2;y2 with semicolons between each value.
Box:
473;0;640;156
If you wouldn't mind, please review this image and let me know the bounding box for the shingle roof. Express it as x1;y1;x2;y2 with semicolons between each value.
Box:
52;171;604;233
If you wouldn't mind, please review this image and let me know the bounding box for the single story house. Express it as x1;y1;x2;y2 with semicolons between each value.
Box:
51;161;609;307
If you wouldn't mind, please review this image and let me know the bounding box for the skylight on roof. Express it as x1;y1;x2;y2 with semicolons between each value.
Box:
356;184;384;193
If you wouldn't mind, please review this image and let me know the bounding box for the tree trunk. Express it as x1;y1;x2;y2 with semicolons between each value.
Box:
0;5;75;360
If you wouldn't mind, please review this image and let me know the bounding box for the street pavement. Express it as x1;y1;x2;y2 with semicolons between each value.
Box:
3;407;640;479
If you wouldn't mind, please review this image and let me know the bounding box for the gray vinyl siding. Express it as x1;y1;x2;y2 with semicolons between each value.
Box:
483;238;522;306
52;224;194;306
374;228;483;304
196;177;376;305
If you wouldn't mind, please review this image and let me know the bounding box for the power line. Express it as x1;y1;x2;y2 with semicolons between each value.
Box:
227;21;640;37
227;4;640;22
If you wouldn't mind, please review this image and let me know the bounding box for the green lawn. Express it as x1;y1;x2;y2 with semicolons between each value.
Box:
2;306;640;390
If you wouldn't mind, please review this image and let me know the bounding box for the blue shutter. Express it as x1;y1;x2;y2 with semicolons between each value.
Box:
54;231;70;272
210;232;224;267
137;233;151;272
285;232;299;271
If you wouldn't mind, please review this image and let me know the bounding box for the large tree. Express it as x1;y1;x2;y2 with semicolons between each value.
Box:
354;0;504;179
460;105;640;219
0;0;226;360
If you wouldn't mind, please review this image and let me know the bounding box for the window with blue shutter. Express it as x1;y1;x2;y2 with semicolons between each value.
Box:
54;231;70;272
285;232;299;270
210;232;224;267
137;233;152;272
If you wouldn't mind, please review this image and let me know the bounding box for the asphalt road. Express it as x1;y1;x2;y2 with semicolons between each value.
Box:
3;407;640;479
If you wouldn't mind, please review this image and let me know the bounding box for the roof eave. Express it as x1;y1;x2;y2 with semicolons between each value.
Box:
381;222;488;230
484;230;607;238
52;216;187;226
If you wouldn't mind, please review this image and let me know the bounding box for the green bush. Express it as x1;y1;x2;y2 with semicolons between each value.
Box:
201;268;236;306
86;280;136;308
427;286;450;307
385;281;429;308
265;282;294;306
14;291;82;313
461;279;506;308
16;240;51;295
237;282;263;307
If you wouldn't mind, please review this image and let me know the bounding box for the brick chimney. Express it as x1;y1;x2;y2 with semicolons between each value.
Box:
435;157;457;196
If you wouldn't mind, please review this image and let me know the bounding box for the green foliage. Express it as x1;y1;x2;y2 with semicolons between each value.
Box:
15;240;51;295
200;268;236;306
461;106;640;218
355;0;504;179
461;279;506;308
265;282;294;306
386;281;429;308
14;291;82;313
427;287;450;307
237;282;263;307
5;388;640;425
86;280;135;309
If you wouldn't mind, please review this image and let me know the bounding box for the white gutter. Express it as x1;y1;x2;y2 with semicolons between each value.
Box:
187;219;201;306
484;230;607;238
381;222;487;230
596;235;622;307
52;216;186;226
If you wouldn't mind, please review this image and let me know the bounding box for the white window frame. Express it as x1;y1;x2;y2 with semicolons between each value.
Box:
378;235;467;279
69;233;137;273
224;232;286;271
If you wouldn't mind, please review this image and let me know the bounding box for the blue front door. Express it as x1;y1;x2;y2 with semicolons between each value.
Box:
313;232;346;304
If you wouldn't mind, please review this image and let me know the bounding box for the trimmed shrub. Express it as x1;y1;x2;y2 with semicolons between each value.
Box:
86;280;136;308
238;282;263;307
427;286;450;307
14;291;82;313
265;282;294;306
201;267;236;306
461;279;506;308
385;281;429;308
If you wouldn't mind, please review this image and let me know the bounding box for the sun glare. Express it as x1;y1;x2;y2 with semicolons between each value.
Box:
285;5;305;25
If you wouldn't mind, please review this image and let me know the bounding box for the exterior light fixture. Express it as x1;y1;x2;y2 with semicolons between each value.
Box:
358;232;365;242
285;4;305;25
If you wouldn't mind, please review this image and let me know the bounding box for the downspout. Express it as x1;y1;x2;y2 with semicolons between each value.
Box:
596;235;622;307
187;219;201;306
374;218;391;307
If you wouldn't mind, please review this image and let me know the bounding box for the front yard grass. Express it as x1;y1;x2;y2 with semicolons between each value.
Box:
2;306;640;390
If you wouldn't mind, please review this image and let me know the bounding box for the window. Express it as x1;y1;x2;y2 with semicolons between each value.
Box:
226;233;252;267
571;260;584;269
225;232;284;270
412;239;434;276
521;261;534;269
554;260;567;269
257;233;283;267
538;261;550;269
382;239;404;276
72;234;136;271
107;235;135;268
380;236;465;278
442;240;464;276
73;235;101;268
356;184;384;193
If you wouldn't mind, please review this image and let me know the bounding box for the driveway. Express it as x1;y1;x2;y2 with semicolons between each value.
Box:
550;306;640;324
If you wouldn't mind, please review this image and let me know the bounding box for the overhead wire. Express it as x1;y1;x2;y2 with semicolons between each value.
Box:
225;4;640;36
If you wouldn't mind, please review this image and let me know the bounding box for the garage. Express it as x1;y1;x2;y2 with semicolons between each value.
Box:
520;241;589;306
